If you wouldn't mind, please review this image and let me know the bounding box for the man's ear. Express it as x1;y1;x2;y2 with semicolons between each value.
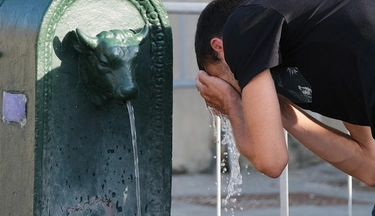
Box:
210;37;223;53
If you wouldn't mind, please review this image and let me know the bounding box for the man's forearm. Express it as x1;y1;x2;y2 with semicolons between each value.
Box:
279;97;375;186
227;90;289;178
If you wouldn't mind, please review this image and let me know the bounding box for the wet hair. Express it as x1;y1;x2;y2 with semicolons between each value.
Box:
195;0;245;70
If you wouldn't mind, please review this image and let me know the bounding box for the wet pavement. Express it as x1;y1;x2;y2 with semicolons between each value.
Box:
171;163;375;216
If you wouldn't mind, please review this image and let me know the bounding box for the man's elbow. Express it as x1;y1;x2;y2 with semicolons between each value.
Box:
258;164;287;178
364;179;375;187
361;174;375;187
252;156;289;178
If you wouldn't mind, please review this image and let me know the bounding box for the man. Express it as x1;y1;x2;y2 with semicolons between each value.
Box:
195;0;375;190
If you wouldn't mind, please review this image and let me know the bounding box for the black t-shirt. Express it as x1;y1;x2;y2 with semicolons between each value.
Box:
223;0;375;137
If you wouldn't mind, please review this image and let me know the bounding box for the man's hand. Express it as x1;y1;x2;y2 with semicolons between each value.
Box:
197;69;289;178
196;70;241;116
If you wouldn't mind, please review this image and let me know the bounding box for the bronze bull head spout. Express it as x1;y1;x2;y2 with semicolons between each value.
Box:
56;25;149;109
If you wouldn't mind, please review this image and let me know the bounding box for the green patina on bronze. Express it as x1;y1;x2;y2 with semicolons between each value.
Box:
54;25;149;108
35;0;172;215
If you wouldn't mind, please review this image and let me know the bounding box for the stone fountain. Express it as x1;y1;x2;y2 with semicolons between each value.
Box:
0;0;172;215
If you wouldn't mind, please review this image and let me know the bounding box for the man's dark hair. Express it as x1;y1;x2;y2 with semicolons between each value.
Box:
195;0;245;70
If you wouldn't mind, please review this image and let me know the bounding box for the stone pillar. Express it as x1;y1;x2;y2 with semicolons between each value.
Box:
0;0;172;215
0;1;51;215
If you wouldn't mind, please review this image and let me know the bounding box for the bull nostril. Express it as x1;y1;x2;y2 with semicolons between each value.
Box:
115;85;138;101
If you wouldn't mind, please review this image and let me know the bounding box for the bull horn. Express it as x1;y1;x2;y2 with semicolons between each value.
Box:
136;24;149;44
76;28;99;50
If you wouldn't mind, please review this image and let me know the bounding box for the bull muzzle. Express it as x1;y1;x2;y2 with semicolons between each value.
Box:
114;84;139;102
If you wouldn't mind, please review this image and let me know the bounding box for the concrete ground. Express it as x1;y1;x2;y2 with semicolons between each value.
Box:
171;163;375;216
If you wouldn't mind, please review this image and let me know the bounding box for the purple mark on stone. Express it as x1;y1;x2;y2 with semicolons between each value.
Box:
2;91;27;126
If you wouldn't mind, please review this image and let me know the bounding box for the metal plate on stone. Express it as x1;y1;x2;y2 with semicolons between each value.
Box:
2;91;27;126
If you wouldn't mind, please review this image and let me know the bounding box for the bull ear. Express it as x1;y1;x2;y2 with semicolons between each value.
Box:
53;36;63;60
135;24;149;45
74;28;98;52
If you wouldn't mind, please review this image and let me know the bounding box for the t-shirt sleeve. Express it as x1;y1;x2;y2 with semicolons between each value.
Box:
223;4;287;90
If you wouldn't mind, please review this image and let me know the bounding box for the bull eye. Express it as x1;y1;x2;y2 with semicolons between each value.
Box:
99;59;109;67
98;54;110;67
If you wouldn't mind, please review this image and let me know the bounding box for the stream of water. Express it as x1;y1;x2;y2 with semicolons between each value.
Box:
221;117;243;214
127;101;142;216
209;107;243;215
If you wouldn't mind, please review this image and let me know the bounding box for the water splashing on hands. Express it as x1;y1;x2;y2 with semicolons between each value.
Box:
196;70;241;116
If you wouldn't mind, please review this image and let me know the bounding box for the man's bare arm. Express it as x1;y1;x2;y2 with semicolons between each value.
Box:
239;69;289;177
279;95;375;186
197;69;289;178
